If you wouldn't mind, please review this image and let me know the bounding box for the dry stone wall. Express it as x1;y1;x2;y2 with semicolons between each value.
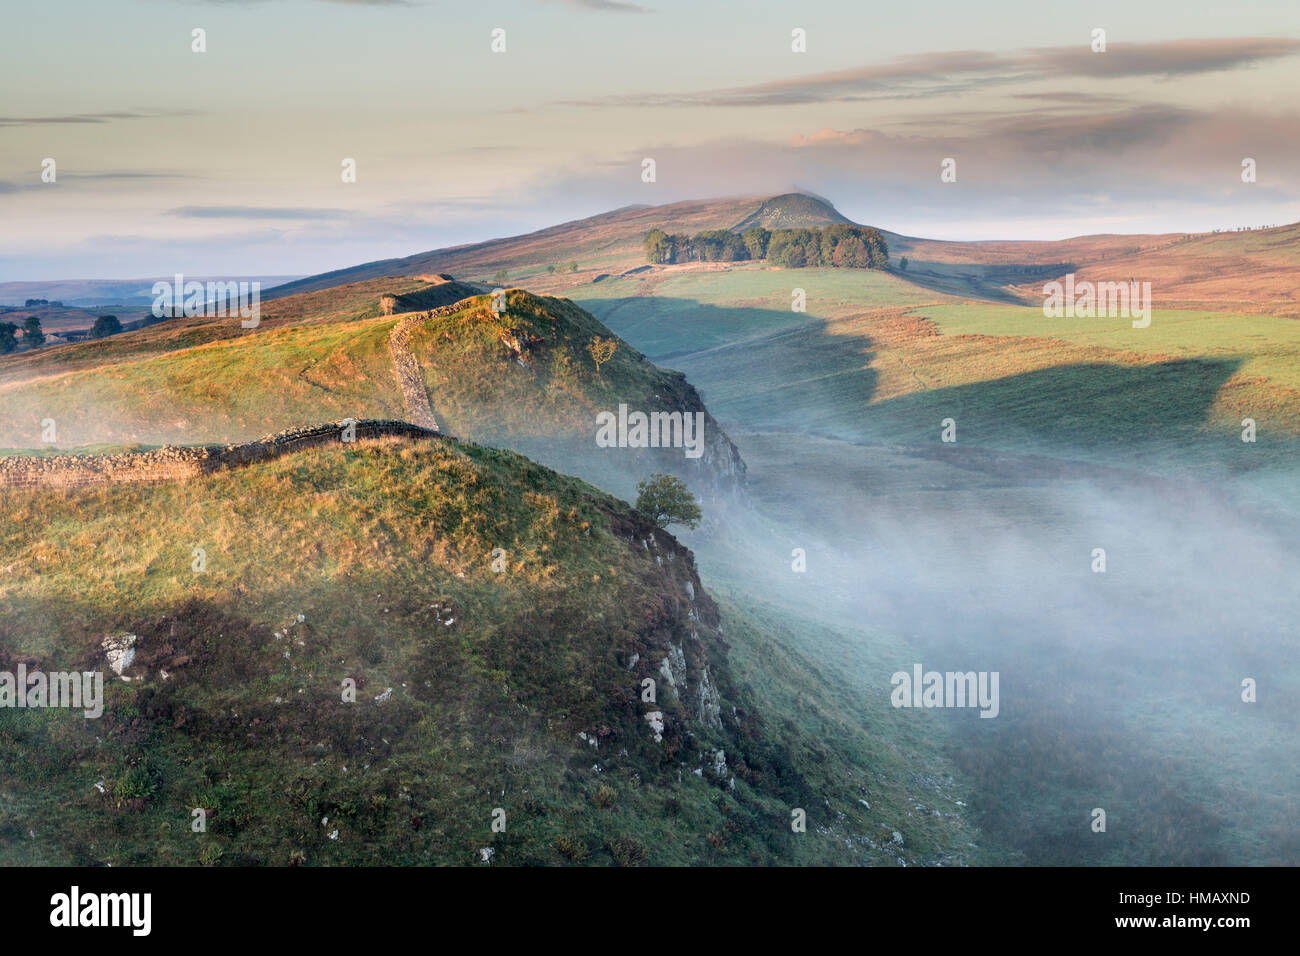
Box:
0;420;443;490
388;300;477;430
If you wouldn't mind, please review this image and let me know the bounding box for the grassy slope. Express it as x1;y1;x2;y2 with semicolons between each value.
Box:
0;275;449;394
0;436;977;865
0;316;406;449
0;289;739;506
573;268;1300;473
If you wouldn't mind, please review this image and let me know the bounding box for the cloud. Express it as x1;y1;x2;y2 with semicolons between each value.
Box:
563;37;1300;108
791;128;889;148
0;110;196;127
167;206;356;220
0;171;190;194
555;0;649;11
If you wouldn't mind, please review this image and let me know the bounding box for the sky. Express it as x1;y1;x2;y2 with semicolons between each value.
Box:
1;0;1298;280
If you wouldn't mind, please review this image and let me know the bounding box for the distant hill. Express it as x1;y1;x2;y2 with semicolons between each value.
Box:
265;195;858;299
732;192;852;231
886;222;1300;316
263;194;1300;317
0;276;302;309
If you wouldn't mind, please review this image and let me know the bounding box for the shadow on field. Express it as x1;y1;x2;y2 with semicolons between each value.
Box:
581;296;882;434
892;261;1075;306
860;357;1244;452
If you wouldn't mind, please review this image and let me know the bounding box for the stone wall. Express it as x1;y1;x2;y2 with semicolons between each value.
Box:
0;420;443;490
388;301;474;431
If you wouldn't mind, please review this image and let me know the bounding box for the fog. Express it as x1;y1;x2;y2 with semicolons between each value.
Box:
684;437;1300;864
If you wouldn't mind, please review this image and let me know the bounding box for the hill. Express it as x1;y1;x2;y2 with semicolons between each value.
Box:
261;193;1299;320
0;276;302;309
0;287;745;502
266;194;857;299
0;430;977;865
732;192;852;232
887;222;1300;317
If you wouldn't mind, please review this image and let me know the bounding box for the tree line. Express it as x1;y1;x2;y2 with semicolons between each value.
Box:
643;224;889;269
0;314;124;353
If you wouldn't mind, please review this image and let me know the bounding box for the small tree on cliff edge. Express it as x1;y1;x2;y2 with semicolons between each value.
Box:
587;335;617;379
635;473;701;530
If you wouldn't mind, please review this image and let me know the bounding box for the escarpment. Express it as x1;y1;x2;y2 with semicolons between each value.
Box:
389;290;748;502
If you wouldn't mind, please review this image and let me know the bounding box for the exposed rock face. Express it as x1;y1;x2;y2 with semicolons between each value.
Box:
102;633;138;679
0;420;444;490
659;643;687;698
497;328;543;367
612;507;738;763
657;375;747;500
696;667;722;729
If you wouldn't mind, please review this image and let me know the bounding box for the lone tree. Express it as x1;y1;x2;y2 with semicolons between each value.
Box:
587;335;617;378
92;314;122;338
0;322;17;354
22;316;44;348
635;473;702;530
492;268;509;284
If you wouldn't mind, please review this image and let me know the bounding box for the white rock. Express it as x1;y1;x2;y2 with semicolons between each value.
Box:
711;749;728;778
101;634;137;678
479;847;494;863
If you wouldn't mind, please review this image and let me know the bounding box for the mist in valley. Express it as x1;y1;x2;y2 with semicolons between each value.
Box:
681;433;1300;864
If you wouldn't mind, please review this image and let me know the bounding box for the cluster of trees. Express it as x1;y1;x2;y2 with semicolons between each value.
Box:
0;316;45;353
643;224;888;269
24;298;63;307
0;314;123;353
